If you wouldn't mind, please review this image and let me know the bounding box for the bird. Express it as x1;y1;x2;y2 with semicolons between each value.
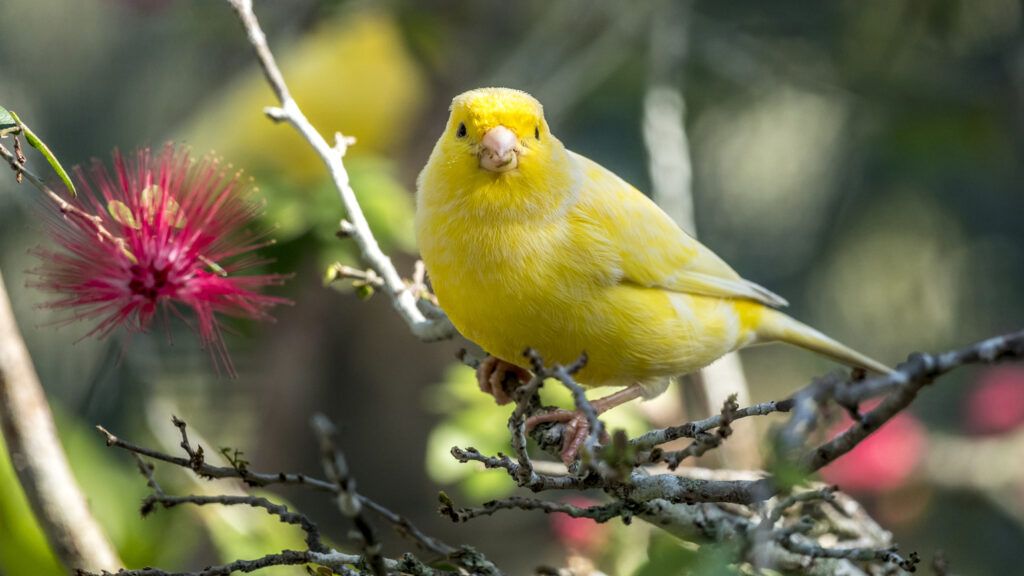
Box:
415;87;891;462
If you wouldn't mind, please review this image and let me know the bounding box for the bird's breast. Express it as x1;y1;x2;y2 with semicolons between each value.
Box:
419;212;594;357
416;206;756;388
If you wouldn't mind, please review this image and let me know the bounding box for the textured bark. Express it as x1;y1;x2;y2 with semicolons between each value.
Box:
0;269;120;572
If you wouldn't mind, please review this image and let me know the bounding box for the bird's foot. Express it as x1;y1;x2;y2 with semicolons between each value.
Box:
476;355;531;405
524;385;646;463
525;410;609;464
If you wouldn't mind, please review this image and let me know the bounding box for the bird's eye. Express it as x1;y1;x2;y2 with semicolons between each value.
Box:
456;122;467;138
534;126;540;140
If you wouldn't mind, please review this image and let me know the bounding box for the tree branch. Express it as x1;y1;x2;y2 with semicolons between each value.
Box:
440;495;627;524
631;398;794;451
803;329;1024;472
312;414;386;576
93;416;502;576
77;549;365;576
142;493;326;553
222;0;453;342
445;330;1024;574
0;269;122;572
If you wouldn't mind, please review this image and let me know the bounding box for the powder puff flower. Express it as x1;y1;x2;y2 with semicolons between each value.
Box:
31;145;289;375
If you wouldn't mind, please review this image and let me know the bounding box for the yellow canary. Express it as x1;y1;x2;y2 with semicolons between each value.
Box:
416;88;889;454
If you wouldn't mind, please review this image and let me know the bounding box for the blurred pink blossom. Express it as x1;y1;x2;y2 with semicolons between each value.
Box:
550;497;610;554
966;366;1024;435
820;410;927;494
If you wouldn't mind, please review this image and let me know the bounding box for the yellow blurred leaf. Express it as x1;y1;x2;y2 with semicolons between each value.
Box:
184;8;426;187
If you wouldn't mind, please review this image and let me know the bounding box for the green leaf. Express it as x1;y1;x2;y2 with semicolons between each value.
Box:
0;105;17;137
7;110;77;196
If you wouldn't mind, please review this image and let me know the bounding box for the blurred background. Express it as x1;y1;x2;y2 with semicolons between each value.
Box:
1;0;1024;574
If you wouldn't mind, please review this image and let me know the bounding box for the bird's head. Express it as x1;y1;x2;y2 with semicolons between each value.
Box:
418;88;574;222
445;87;552;174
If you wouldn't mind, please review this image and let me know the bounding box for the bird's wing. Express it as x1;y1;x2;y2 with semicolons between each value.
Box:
571;152;788;307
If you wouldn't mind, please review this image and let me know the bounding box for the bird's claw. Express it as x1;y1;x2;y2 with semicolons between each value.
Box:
525;409;608;464
476;355;531;405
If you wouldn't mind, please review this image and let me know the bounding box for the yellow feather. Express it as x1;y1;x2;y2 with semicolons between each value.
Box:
416;88;891;390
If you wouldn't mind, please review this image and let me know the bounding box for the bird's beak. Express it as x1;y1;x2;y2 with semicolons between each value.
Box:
479;125;519;173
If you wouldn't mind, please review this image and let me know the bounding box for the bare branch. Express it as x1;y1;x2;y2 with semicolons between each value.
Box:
644;395;740;469
356;497;455;560
631;398;794;450
440;494;626;524
449;446;588;491
96;416;502;575
778;534;919;573
0;269;121;572
761;486;836;529
448;330;1024;574
222;0;453;342
506;370;545;485
76;549;365;576
803;329;1024;472
143;494;325;553
96;423;337;492
312;414;386;576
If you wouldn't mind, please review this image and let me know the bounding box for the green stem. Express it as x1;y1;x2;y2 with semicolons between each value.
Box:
6;109;76;196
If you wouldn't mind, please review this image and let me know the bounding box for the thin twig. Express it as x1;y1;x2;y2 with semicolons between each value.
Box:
778;534;919;572
96;416;502;575
803;329;1024;472
222;0;453;342
644;395;740;469
551;359;603;463
75;549;369;576
631;398;794;450
519;350;603;467
449;447;589;491
97;420;461;560
312;414;386;576
507;369;545;486
97;423;337;491
440;495;626;524
142;494;325;553
0;143;135;262
357;498;454;559
130;454;165;497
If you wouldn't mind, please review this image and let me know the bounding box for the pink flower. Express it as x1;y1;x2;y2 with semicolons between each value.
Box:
550;497;610;555
966;367;1024;435
31;145;289;376
820;411;927;494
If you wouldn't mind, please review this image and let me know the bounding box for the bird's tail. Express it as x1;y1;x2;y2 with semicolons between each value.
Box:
754;308;893;375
